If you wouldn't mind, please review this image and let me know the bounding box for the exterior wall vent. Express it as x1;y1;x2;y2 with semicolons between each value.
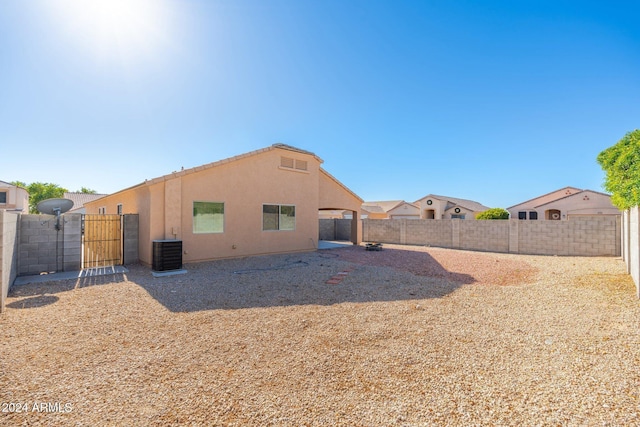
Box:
152;240;183;271
281;157;294;168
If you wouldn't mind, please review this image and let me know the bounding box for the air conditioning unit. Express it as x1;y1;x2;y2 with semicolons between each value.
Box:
152;240;182;271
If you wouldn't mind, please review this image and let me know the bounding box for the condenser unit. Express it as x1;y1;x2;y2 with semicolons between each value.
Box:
152;240;183;272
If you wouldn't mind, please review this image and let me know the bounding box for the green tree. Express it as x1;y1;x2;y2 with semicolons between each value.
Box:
77;187;97;194
476;207;510;220
597;129;640;210
12;182;68;213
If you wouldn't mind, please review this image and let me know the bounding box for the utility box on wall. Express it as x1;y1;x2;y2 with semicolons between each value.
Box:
152;240;182;272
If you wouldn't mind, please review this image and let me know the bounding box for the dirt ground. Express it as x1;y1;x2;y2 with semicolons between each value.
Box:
1;244;639;426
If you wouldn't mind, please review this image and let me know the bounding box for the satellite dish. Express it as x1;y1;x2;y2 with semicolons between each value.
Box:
37;198;74;215
36;198;74;231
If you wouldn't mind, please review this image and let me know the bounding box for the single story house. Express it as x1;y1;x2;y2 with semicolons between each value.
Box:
361;200;420;219
84;144;363;265
0;180;29;213
415;194;490;220
507;186;620;220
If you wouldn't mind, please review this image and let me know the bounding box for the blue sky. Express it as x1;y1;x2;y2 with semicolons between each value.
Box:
1;0;638;208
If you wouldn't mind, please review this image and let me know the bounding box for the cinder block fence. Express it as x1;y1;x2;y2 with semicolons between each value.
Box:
1;213;139;313
363;216;621;257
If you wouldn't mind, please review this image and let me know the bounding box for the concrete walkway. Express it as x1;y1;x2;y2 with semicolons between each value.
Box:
318;240;353;249
13;265;129;286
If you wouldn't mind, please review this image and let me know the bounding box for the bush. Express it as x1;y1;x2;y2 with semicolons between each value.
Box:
476;208;509;220
597;129;640;210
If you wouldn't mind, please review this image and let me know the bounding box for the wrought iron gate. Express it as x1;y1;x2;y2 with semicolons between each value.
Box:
82;214;123;268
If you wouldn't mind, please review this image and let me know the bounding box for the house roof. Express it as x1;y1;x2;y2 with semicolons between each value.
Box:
417;194;490;213
103;144;326;197
0;180;23;189
64;192;108;211
362;200;405;213
506;186;585;210
533;189;613;209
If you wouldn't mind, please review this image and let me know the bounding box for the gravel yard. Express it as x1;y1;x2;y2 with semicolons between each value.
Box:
1;244;639;426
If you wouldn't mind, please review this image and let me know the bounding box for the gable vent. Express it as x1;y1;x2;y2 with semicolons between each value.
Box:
295;159;308;171
281;157;294;168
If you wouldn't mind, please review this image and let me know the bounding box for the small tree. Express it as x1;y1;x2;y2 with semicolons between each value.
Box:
12;181;68;213
597;129;640;210
77;187;97;194
476;208;510;220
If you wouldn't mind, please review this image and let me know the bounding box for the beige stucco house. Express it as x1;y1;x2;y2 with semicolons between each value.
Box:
84;144;363;266
361;200;420;219
415;194;490;220
507;186;620;220
0;180;29;213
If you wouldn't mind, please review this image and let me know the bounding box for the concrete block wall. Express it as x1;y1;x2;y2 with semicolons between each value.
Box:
319;219;353;241
18;213;82;275
1;211;20;313
123;214;139;264
460;220;509;253
63;214;82;271
362;219;403;244
405;219;453;247
363;217;620;257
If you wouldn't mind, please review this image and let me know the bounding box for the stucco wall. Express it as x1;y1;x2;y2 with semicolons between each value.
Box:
86;147;362;265
363;217;620;257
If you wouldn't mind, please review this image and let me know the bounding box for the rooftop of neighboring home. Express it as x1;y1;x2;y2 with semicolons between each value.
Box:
416;194;491;212
507;186;583;210
506;186;617;210
361;200;406;214
64;192;108;213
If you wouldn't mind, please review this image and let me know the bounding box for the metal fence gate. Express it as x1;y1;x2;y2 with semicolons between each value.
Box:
82;214;123;268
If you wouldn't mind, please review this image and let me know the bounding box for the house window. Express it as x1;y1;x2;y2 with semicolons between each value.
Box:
98;207;106;214
518;212;526;220
0;192;6;204
193;201;224;234
451;214;466;219
117;204;123;215
529;211;538;220
263;204;295;231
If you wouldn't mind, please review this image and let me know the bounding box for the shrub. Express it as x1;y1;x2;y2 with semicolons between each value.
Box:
476;208;509;220
597;129;640;210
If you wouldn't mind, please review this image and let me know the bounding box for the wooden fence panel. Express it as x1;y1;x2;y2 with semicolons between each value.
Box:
82;215;122;268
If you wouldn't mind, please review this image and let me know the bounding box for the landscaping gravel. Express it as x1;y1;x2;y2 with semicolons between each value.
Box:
1;244;639;426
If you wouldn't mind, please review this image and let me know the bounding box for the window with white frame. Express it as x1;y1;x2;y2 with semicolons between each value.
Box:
117;204;123;215
193;201;224;233
98;207;106;214
263;204;295;231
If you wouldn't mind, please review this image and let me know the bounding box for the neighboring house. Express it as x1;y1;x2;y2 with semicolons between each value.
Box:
64;192;108;214
319;209;350;219
84;144;363;266
415;194;490;220
507;186;620;220
362;201;420;219
0;180;29;213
